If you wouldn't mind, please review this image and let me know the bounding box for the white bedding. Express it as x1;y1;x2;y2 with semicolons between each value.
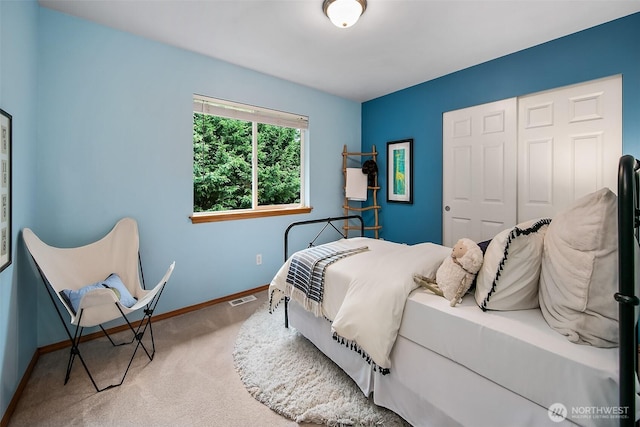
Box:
271;235;638;426
289;298;575;426
401;290;637;426
269;237;450;369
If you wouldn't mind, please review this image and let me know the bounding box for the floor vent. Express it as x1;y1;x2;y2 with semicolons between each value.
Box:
228;294;257;307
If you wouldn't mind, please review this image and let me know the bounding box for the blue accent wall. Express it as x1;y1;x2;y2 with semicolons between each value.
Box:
362;12;640;245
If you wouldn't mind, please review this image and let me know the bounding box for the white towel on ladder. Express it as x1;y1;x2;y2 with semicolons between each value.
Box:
346;168;368;201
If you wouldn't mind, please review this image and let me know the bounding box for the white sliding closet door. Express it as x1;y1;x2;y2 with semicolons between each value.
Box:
442;98;518;247
442;75;622;247
517;75;622;221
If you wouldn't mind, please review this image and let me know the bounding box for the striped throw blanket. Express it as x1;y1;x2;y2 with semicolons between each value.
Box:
285;242;368;317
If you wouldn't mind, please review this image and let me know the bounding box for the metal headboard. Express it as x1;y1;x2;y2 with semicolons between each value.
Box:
282;215;364;328
283;215;364;262
615;154;640;426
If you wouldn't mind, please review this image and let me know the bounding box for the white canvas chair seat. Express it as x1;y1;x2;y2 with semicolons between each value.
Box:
23;217;175;392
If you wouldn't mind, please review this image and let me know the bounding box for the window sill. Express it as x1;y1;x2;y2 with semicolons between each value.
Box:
190;206;313;224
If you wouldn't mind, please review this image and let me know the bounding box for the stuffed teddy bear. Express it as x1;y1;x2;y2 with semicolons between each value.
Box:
414;238;484;307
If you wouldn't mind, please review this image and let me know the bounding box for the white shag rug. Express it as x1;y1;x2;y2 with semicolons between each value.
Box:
233;304;409;426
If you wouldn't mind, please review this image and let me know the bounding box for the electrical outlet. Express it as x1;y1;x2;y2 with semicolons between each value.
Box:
256;254;262;265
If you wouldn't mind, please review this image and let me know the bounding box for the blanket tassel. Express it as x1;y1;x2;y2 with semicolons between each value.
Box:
331;332;390;376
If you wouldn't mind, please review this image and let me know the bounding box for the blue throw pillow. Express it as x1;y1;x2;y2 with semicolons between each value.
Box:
102;273;137;308
59;273;137;315
60;283;105;315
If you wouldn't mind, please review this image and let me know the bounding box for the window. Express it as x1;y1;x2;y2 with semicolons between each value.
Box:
191;95;310;223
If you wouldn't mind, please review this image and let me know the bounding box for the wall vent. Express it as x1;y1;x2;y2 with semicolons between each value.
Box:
228;294;257;307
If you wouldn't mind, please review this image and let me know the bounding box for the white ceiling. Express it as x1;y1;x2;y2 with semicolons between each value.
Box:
39;0;640;102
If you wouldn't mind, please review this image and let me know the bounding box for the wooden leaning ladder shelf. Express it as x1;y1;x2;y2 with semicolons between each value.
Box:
342;145;382;239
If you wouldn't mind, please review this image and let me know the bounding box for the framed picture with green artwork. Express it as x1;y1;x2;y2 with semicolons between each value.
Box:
386;138;413;204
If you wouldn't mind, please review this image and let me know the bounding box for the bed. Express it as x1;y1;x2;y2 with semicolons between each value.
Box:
268;155;640;427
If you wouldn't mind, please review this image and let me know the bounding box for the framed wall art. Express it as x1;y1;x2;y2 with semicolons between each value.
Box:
387;138;413;204
0;108;11;272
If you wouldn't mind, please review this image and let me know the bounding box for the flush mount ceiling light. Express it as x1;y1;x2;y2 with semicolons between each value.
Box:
322;0;367;28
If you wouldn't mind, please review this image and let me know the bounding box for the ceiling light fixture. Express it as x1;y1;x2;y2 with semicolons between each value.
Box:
322;0;367;29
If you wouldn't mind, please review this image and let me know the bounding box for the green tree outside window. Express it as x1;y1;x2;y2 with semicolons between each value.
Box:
193;113;301;212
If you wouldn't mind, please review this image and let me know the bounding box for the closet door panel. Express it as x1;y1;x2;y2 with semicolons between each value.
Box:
518;75;621;221
523;137;553;207
443;98;517;247
572;132;604;198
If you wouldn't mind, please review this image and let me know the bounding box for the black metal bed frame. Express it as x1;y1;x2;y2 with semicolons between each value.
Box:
616;154;640;427
282;215;364;328
280;157;640;425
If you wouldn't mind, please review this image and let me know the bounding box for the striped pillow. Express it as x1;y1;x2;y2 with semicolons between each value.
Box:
474;218;551;311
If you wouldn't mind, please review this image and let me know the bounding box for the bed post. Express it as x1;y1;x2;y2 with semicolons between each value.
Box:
282;215;364;328
615;154;639;426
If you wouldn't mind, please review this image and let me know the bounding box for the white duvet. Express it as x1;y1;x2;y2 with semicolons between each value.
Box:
269;237;451;370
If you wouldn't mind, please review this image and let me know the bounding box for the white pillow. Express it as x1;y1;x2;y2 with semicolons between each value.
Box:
475;218;551;311
539;188;618;347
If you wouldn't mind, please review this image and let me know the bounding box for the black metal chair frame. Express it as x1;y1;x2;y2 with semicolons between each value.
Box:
32;254;168;392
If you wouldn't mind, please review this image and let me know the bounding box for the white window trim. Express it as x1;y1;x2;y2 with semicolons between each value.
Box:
192;95;310;222
193;95;309;130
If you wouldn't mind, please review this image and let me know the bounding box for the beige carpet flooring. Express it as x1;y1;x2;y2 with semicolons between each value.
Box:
8;290;308;427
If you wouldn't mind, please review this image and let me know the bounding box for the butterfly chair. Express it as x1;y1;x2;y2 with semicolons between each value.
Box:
23;217;175;392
